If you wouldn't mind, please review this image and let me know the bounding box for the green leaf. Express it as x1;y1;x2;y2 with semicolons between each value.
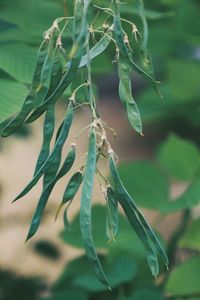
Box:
38;289;88;300
0;79;28;122
129;289;166;300
157;134;200;181
0;0;63;35
73;256;137;292
0;43;37;83
60;205;147;260
160;175;200;213
165;256;200;296
166;60;200;101
179;218;200;251
60;205;107;249
0;27;40;44
118;161;169;210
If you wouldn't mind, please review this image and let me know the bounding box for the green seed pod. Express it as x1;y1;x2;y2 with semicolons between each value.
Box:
13;102;74;202
80;129;110;289
26;145;76;241
118;57;142;134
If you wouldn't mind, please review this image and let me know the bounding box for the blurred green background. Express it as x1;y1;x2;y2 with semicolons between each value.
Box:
0;0;200;299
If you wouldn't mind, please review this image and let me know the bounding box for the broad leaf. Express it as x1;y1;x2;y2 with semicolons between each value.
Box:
129;289;166;300
165;256;200;296
0;79;27;122
0;0;64;35
73;256;137;292
157;134;200;181
0;43;37;83
118;161;169;210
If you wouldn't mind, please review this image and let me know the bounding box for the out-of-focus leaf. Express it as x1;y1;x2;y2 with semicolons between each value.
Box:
127;289;166;300
73;256;137;292
160;175;200;213
59;205;149;260
0;27;40;44
165;256;200;296
166;60;200;101
118;161;169;210
59;205;107;249
0;43;37;83
52;255;92;292
38;289;88;300
179;218;200;251
173;1;200;43
0;79;27;122
0;0;63;35
157;134;200;181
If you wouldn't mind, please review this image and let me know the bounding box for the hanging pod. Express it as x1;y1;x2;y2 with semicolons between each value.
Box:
1;41;48;137
105;186;119;241
26;0;91;124
118;57;142;134
65;34;112;69
107;186;159;277
135;0;155;75
1;38;57;137
108;152;169;276
26;145;76;241
13;102;74;202
80;129;110;289
26;47;65;123
55;171;83;220
113;9;160;96
34;104;56;176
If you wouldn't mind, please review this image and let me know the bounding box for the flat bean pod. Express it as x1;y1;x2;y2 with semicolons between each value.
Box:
73;0;83;41
34;104;56;176
13;102;74;202
80;129;110;289
106;187;118;241
118;58;142;134
135;0;155;76
44;48;63;101
65;34;111;69
55;171;83;220
26;145;76;241
113;12;160;95
25;49;64;122
63;207;71;231
109;156;168;267
26;1;91;124
107;186;159;277
108;153;168;274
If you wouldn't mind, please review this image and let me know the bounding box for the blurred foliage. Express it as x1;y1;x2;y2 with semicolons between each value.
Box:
0;270;44;300
0;0;200;299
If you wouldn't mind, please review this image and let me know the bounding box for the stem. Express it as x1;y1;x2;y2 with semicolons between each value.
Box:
160;209;191;288
85;29;100;123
